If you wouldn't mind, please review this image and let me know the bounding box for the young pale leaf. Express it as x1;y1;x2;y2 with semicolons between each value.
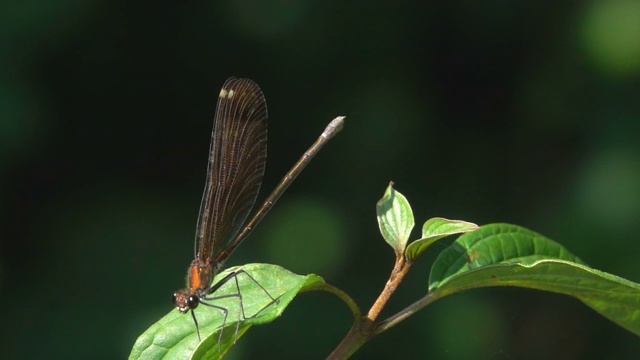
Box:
376;182;414;255
429;223;640;337
130;263;325;360
405;218;479;262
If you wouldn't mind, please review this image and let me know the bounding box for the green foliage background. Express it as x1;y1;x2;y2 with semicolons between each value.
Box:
1;1;639;359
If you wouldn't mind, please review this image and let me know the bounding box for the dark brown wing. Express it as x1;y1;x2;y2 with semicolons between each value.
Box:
194;77;268;264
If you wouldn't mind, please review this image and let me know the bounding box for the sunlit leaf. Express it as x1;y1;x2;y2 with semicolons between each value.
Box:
405;218;478;262
376;182;414;255
130;263;325;360
429;223;640;336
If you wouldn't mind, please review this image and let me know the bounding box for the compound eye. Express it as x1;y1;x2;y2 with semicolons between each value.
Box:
187;295;199;309
171;292;179;305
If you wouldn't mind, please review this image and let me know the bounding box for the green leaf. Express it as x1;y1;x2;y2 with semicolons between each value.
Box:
405;217;479;262
376;182;414;255
130;263;325;360
429;223;640;336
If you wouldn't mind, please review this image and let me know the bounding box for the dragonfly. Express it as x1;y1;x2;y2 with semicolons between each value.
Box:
171;77;345;342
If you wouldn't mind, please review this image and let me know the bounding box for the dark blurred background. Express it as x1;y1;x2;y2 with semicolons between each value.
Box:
2;1;640;359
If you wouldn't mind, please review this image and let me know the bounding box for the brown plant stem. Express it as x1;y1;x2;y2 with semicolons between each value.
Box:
327;254;413;359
